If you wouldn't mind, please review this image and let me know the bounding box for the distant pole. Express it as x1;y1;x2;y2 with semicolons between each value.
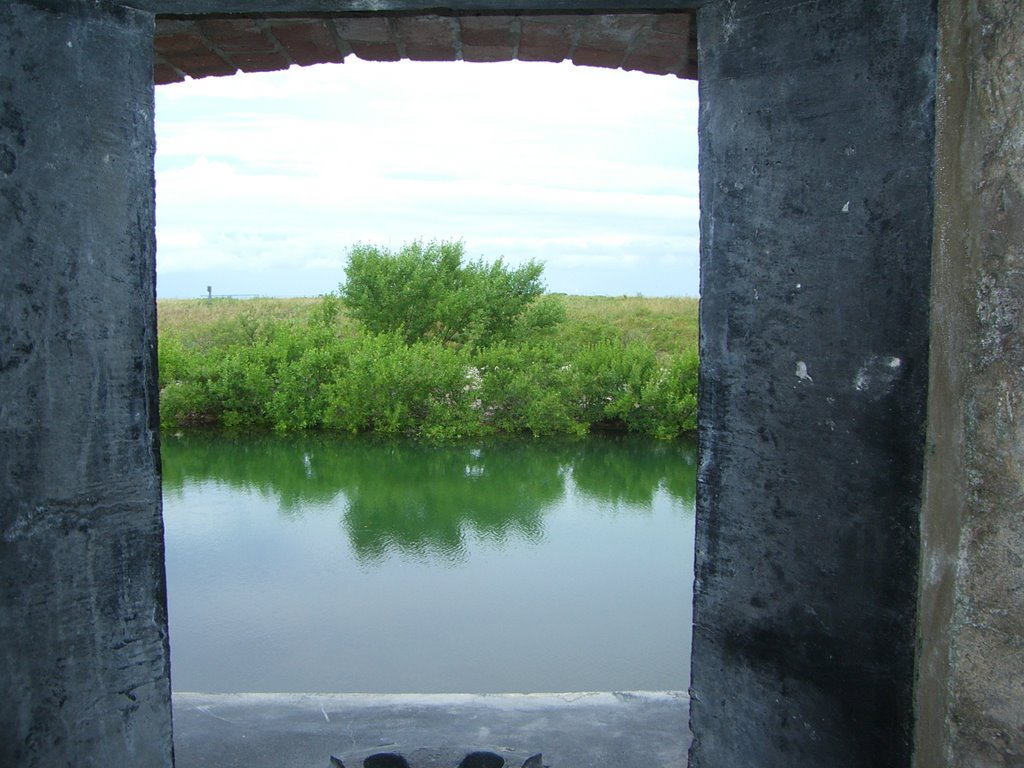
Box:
207;285;212;303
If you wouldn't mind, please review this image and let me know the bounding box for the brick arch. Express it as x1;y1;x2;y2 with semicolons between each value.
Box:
153;11;697;84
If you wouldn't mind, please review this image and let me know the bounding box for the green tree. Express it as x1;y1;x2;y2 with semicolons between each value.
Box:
338;239;557;349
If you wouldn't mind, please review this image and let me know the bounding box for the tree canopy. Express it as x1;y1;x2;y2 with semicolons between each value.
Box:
338;240;561;349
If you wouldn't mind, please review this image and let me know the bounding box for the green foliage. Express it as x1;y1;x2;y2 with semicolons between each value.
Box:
339;239;551;349
156;254;700;439
207;343;280;429
267;326;352;432
323;332;482;440
157;334;219;428
475;341;586;437
572;340;658;428
638;348;699;438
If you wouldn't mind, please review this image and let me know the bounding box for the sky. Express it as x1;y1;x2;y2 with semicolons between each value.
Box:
154;57;700;299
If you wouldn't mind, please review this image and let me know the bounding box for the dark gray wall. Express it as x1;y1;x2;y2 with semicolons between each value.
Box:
690;1;935;766
125;0;703;13
0;1;174;766
3;1;1022;766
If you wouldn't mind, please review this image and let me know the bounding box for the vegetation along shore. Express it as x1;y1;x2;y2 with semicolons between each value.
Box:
157;241;699;440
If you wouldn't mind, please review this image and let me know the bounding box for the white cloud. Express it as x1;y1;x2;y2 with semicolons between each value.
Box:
155;58;701;297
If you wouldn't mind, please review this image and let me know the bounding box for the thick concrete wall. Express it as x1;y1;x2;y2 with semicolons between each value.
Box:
3;1;1020;766
690;1;935;766
916;0;1024;764
127;0;703;12
0;1;174;766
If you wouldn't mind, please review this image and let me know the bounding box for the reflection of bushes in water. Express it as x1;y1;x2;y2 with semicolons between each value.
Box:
568;435;696;508
161;431;357;509
162;433;572;561
160;433;694;561
340;439;570;563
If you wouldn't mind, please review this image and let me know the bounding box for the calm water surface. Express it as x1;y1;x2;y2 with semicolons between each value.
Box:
161;433;695;694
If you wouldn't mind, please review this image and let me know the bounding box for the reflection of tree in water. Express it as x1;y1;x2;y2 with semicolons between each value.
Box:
161;432;356;509
340;439;571;563
161;434;570;562
568;435;696;508
161;432;694;563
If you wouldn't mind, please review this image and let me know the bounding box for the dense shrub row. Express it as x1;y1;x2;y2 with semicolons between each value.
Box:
159;240;698;439
158;299;698;440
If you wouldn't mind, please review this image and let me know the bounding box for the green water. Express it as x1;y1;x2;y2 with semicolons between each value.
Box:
161;432;696;694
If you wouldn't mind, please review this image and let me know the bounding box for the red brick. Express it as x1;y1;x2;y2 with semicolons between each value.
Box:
517;44;567;63
630;29;688;59
335;17;392;43
199;18;277;55
349;41;401;62
154;32;236;78
572;47;625;69
154;31;208;55
653;13;691;38
153;62;185;85
458;16;515;48
269;20;344;66
407;45;457;61
577;15;646;52
518;19;575;63
462;44;515;63
170;52;237;78
622;53;678;76
229;51;291;74
393;17;457;61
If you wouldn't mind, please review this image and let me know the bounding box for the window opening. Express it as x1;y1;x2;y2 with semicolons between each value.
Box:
155;51;699;765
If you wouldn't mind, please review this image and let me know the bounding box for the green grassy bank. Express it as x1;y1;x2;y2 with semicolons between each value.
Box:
157;294;699;439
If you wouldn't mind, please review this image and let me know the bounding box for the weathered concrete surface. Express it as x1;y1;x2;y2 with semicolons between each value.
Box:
0;1;173;766
916;0;1024;764
124;0;704;13
691;1;935;766
172;691;690;768
4;1;1022;765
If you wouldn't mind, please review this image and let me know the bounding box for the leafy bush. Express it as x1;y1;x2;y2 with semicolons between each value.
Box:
267;328;352;432
475;342;586;437
571;340;657;428
339;239;554;349
639;348;699;438
323;332;481;439
158;334;219;428
156;259;699;439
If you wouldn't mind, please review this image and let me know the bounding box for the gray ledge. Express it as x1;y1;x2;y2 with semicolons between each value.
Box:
172;691;691;768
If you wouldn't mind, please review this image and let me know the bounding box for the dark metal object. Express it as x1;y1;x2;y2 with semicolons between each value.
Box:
330;750;545;767
458;752;507;768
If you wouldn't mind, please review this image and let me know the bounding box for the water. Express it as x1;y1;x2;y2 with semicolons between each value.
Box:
161;432;696;694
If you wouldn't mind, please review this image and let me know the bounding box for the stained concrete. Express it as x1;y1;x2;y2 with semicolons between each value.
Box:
690;1;935;766
3;1;1024;766
0;1;173;766
916;0;1024;764
172;691;690;768
124;1;704;13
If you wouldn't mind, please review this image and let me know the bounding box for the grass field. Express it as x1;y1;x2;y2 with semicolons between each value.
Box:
157;294;699;357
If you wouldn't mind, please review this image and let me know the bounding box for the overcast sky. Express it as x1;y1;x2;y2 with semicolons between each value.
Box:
154;57;700;299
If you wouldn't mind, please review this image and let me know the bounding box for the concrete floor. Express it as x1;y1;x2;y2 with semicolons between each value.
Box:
172;691;691;768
